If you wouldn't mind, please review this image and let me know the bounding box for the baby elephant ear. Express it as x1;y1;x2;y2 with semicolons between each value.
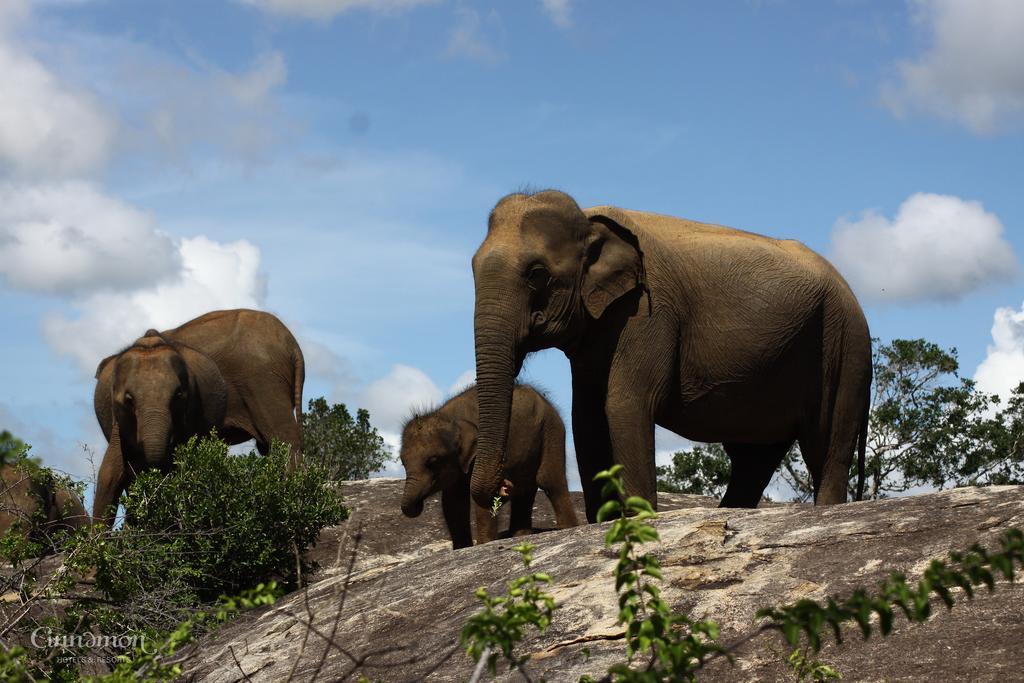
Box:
582;214;644;319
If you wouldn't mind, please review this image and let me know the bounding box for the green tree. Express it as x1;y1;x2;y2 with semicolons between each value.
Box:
302;397;391;481
656;443;731;497
0;430;28;465
778;339;1022;502
908;380;1024;489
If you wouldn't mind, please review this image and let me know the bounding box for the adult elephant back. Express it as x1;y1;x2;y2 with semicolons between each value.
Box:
470;190;871;521
93;309;305;522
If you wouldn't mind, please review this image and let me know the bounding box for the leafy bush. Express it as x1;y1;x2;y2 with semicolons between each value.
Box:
593;465;723;681
757;527;1024;651
0;429;30;465
461;543;556;678
302;397;391;480
785;648;841;682
0;435;344;680
94;434;347;606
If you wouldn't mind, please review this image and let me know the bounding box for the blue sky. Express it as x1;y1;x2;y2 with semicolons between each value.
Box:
1;0;1022;498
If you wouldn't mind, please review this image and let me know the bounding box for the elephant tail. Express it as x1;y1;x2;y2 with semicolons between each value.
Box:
855;391;869;501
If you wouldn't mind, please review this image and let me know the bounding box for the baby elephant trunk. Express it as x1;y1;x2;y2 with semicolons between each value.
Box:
400;478;427;518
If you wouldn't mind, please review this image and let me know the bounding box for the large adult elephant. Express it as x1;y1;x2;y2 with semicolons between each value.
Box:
93;309;304;523
470;190;871;521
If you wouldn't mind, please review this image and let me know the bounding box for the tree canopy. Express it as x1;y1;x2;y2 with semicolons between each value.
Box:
302;397;391;481
0;430;29;466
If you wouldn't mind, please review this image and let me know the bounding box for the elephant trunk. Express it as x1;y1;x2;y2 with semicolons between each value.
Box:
400;480;426;518
469;264;523;509
139;408;173;468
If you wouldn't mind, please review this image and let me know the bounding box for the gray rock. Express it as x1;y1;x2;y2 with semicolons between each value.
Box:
185;481;1024;682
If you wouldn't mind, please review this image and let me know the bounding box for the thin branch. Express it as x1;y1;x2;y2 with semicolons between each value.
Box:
229;644;254;682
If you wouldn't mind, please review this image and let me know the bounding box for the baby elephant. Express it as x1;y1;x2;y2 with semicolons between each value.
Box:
400;384;578;549
0;463;89;545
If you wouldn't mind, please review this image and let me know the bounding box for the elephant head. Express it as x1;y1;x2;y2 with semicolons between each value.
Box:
470;190;644;507
104;331;228;469
399;414;476;517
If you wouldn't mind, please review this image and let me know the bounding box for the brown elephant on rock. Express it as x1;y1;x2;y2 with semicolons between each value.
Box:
400;384;578;549
470;190;872;521
93;309;304;523
0;463;89;543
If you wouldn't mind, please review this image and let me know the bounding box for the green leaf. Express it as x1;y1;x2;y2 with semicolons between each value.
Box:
597;500;623;523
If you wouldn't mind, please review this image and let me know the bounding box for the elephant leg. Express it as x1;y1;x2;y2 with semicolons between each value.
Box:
273;413;303;473
472;499;498;546
815;399;864;505
544;486;580;529
605;392;658;509
720;441;792;508
247;395;303;471
571;367;614;523
93;427;127;524
804;342;871;505
509;488;537;537
441;486;473;550
600;319;675;512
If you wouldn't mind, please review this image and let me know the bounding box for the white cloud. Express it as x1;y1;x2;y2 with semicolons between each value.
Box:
881;0;1024;134
0;181;180;294
444;7;505;64
541;0;572;28
237;0;436;21
42;235;266;374
449;369;475;394
830;192;1017;303
361;363;446;480
0;0;30;31
361;364;443;433
122;49;292;166
301;337;357;400
974;301;1024;401
223;51;287;107
0;22;115;177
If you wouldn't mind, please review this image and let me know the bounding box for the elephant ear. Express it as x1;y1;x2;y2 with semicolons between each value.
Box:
176;346;228;432
582;213;645;319
94;355;117;441
455;418;479;475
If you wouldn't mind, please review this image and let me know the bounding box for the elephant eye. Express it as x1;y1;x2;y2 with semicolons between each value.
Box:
526;265;551;291
426;455;443;468
123;392;133;406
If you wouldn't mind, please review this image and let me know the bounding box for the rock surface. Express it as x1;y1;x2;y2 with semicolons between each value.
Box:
185;481;1024;682
306;478;717;581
